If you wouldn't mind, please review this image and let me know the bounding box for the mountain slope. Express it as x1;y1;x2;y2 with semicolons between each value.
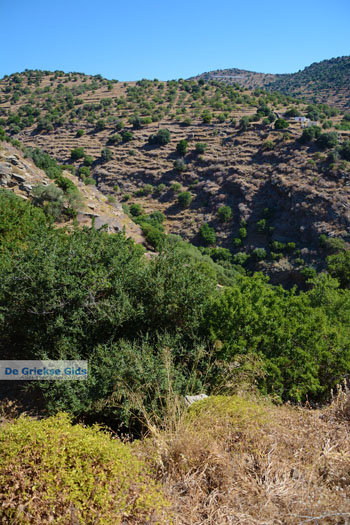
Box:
192;56;350;110
1;70;350;286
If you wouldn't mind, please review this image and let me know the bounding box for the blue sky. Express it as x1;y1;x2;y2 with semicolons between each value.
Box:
1;0;349;80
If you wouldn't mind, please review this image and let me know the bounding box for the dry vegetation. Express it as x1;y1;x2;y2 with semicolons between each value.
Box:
2;389;350;524
136;391;350;524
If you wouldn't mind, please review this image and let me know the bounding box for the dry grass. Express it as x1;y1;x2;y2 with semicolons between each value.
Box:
136;390;350;524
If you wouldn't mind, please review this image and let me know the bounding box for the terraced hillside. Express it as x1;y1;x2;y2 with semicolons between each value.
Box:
193;56;350;110
1;69;350;285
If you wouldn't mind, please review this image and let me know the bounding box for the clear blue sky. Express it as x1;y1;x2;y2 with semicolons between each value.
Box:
1;0;349;80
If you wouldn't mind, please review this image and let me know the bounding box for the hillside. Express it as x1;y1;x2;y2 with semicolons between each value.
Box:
192;56;350;110
0;141;144;243
1;69;350;286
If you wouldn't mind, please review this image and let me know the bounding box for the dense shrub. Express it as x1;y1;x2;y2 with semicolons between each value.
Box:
208;273;350;401
0;413;170;524
201;110;212;124
95;118;106;131
32;183;65;219
174;159;186;172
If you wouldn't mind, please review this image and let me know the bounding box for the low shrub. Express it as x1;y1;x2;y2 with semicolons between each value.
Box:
0;413;170;524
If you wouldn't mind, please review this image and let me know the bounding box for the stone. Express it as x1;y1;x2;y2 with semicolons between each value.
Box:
184;394;208;406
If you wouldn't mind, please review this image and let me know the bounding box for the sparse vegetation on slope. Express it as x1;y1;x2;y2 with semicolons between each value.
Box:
2;69;350;286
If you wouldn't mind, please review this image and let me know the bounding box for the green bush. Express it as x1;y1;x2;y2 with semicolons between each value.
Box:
121;130;134;142
178;191;192;207
108;133;121;144
130;203;143;216
274;118;289;130
171;182;182;193
114;118;124;131
78;165;90;179
71;147;85;160
253;247;267;260
208;247;232;263
316;132;338;149
239;117;250;131
195;142;207;154
95;119;106;131
148;128;171;146
327;250;350;288
0;413;170;524
299;126;321;144
207;273;350;401
217;205;232;223
176;139;188;156
83;155;94;166
141;223;165;250
340;140;350;161
101;147;113;163
174;159;186;172
233;252;250;265
238;227;247;239
199;223;216;245
76;128;84;137
201;110;212;124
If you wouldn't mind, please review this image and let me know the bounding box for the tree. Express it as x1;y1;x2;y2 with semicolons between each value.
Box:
178;191;192;207
114;119;124;131
207;273;350;401
176;139;188;156
217;206;232;223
